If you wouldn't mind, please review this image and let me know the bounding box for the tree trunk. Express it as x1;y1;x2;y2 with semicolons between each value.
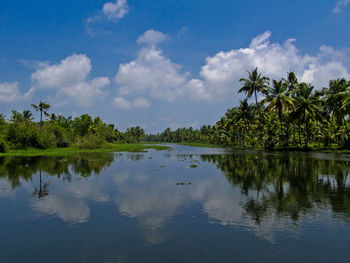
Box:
237;129;243;146
305;118;310;149
40;110;43;133
254;89;264;137
343;116;349;138
279;112;283;146
292;123;296;146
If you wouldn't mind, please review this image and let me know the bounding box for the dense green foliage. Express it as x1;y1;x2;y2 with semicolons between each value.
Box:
0;105;146;152
147;70;350;150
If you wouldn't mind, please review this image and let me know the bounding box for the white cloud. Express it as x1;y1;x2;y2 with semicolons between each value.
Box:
115;30;350;104
31;54;110;106
114;97;131;109
188;31;350;101
0;82;21;102
0;82;33;103
31;54;91;88
333;0;350;13
133;97;151;108
58;77;110;107
115;30;189;101
137;30;169;46
103;0;129;20
87;0;129;26
113;96;151;109
85;0;129;36
115;48;188;100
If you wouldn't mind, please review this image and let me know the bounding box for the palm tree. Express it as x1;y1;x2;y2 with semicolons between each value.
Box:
264;79;294;145
324;78;350;136
283;71;298;93
239;67;269;131
22;110;33;121
31;101;50;133
293;83;321;148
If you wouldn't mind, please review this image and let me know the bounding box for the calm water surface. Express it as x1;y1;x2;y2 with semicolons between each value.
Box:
1;144;350;262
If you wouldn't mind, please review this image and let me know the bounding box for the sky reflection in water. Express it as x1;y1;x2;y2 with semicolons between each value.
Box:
1;145;350;262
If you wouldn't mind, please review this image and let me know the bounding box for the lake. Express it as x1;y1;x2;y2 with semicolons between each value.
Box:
1;144;350;262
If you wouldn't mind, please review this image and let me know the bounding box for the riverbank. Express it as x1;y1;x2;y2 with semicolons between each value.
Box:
177;142;350;153
0;143;171;157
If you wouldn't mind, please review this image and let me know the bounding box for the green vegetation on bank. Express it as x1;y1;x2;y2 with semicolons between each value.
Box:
146;69;350;151
0;102;162;154
0;144;170;157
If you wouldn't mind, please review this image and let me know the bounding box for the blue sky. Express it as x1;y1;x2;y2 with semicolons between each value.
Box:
0;0;349;132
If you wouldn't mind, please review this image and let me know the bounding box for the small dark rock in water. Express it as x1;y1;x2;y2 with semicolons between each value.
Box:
190;164;198;168
188;182;192;185
149;157;152;159
176;182;185;185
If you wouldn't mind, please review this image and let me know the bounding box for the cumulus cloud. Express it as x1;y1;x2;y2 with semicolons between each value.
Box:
115;30;189;101
0;82;34;103
333;0;350;13
113;97;151;109
103;0;129;20
113;97;131;109
137;30;169;46
133;97;151;108
31;54;91;88
114;30;350;104
31;54;110;106
188;31;350;101
0;82;21;102
87;0;129;28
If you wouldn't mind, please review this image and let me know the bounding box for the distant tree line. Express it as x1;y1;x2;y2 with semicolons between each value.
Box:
146;69;350;150
0;102;145;152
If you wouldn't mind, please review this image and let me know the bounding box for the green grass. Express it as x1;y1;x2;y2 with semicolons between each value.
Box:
0;143;171;157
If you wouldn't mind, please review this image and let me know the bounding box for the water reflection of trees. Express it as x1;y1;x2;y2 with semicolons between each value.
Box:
0;153;115;189
201;153;350;223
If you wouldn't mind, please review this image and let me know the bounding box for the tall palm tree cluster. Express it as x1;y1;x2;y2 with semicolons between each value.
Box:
152;68;350;149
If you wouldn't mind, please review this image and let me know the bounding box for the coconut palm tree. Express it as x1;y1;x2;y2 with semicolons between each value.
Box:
239;67;269;131
293;83;321;148
22;110;33;121
324;78;350;136
283;71;298;94
264;79;294;145
31;101;50;133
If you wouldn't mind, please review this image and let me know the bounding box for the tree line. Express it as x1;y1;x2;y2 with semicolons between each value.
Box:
147;68;350;150
0;102;145;152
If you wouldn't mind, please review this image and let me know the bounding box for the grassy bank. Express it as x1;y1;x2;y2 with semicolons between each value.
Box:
0;143;171;157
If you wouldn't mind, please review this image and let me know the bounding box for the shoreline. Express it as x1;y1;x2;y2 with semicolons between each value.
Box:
176;142;350;154
0;143;171;157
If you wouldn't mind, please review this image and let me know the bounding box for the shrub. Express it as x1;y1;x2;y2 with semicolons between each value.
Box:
0;137;7;153
6;121;55;149
74;135;105;149
45;123;70;147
